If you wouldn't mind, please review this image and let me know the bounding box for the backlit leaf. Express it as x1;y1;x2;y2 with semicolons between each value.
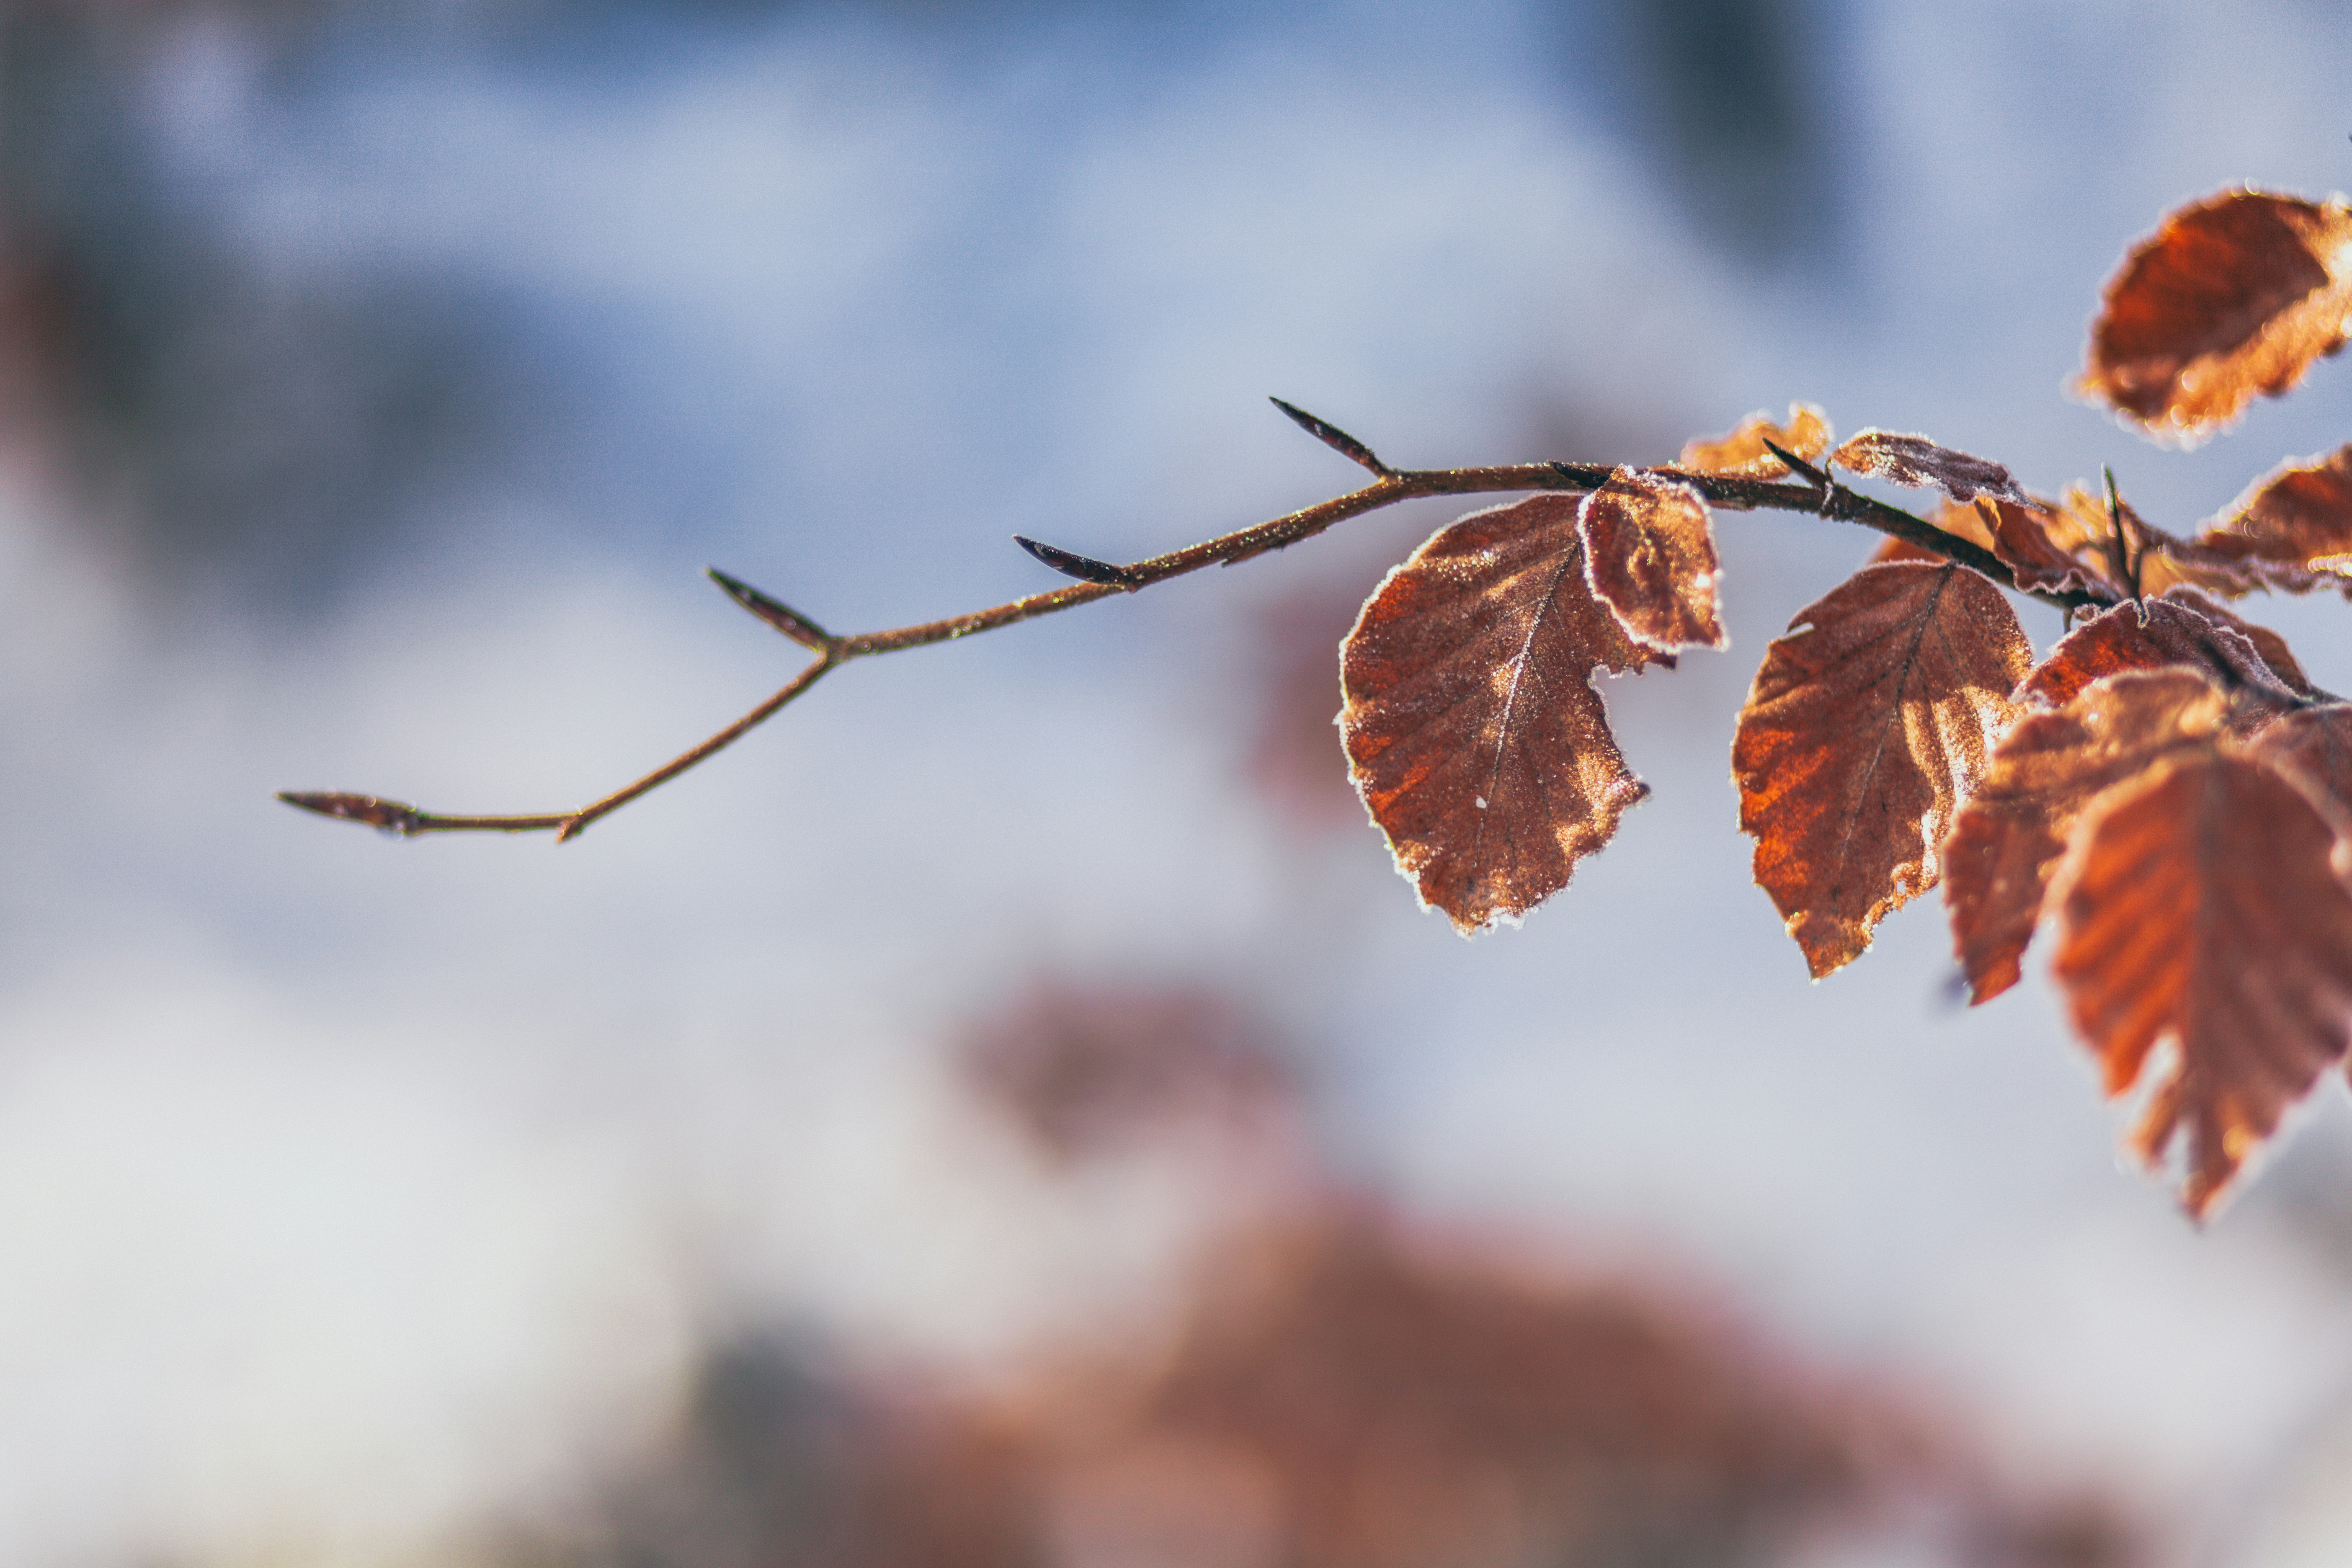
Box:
1945;669;2229;1004
2250;704;2352;822
2014;590;2309;712
2052;747;2352;1217
1827;430;2031;507
2142;534;2337;599
1977;495;2117;598
2080;188;2352;445
1341;493;1671;934
1866;497;1995;566
1733;562;2031;978
2190;443;2352;593
2041;479;2265;602
1676;403;1832;477
1577;468;1727;652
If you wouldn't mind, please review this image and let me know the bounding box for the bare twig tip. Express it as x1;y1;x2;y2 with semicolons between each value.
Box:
1013;535;1142;588
1268;397;1390;475
707;568;835;650
278;790;428;836
1760;438;1828;484
2101;466;2147;618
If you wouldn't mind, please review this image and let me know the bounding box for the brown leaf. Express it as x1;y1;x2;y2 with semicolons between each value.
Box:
2039;480;2255;603
2249;704;2352;825
2190;444;2352;593
2051;747;2352;1217
1577;468;1727;652
2079;188;2352;444
1676;403;1832;477
1733;562;2031;977
1341;493;1671;934
1866;496;1995;566
2014;589;2309;713
1944;669;2230;1004
1827;430;2031;507
1976;496;2117;598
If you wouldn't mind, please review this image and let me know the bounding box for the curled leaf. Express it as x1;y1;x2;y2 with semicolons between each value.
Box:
1676;403;1832;478
1944;669;2230;1004
2138;528;2338;599
2014;590;2308;713
1577;469;1727;652
1341;493;1671;934
2191;444;2352;592
1827;430;2031;508
1977;496;2117;598
2079;188;2352;444
2052;747;2352;1217
1733;562;2031;978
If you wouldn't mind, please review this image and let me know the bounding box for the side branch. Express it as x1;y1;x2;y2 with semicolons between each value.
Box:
281;450;2096;840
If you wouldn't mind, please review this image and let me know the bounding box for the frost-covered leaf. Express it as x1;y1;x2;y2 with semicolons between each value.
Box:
2250;704;2352;822
2190;444;2352;593
1341;493;1670;935
2014;590;2309;712
1945;669;2230;1005
1578;469;1726;652
1828;430;2031;507
1676;403;1832;477
2052;746;2352;1217
2079;188;2352;444
1974;496;2117;598
1733;562;2031;978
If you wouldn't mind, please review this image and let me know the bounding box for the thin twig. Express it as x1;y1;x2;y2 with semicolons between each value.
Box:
280;443;2117;840
2103;465;2146;614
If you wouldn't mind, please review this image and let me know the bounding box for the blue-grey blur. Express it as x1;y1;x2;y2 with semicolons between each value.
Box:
4;2;2352;1565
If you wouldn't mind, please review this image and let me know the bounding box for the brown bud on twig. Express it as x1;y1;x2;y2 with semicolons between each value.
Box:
1269;397;1390;475
707;568;835;651
1014;535;1142;588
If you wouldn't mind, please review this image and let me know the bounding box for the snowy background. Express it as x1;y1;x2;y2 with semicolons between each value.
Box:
6;1;2352;1564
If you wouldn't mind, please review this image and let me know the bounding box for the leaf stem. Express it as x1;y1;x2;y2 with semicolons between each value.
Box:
279;449;2114;840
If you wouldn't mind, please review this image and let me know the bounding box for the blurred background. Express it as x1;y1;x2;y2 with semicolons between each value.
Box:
5;2;2352;1564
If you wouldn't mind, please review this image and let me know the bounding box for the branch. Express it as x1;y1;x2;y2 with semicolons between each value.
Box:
281;415;2115;841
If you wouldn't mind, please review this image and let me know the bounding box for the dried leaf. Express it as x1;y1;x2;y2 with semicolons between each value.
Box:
1676;403;1832;478
2148;539;2340;599
1945;669;2229;1004
1866;497;1995;566
1341;493;1670;934
2052;748;2352;1216
2204;602;2313;696
2191;444;2352;593
1733;562;2031;978
2079;188;2352;444
1827;430;2031;507
1976;496;2117;598
2249;704;2352;823
1578;468;1727;652
2014;590;2308;713
2039;480;2258;603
